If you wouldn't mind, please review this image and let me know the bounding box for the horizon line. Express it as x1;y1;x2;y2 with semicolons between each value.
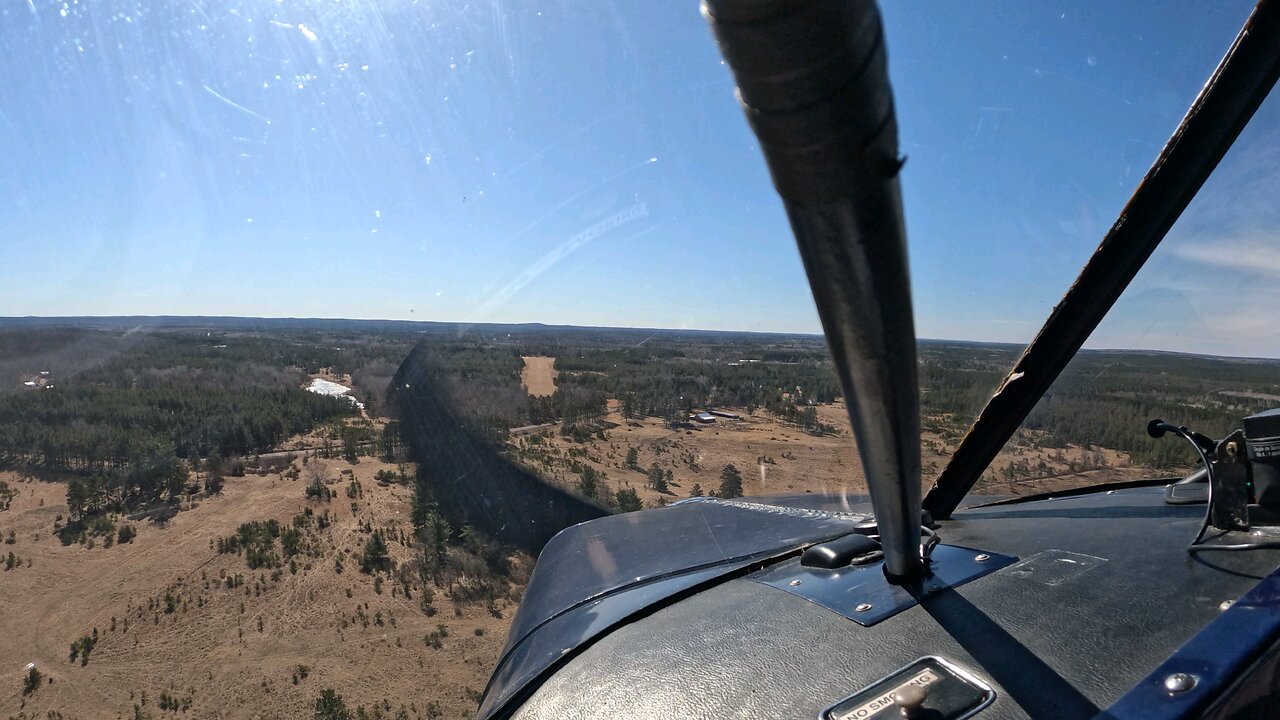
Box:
4;314;1280;363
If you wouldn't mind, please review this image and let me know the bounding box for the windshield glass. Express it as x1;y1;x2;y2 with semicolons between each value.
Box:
0;1;1272;717
996;65;1280;499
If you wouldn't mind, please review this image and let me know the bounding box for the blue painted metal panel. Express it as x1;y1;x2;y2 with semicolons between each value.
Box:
750;545;1017;626
1098;566;1280;720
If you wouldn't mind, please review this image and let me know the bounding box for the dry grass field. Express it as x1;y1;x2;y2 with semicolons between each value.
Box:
518;357;557;398
0;452;520;720
507;399;1155;510
0;376;1165;720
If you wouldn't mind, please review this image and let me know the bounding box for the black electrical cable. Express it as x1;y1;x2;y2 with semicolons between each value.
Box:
1187;539;1280;552
920;525;941;562
1183;451;1217;549
1149;420;1218;549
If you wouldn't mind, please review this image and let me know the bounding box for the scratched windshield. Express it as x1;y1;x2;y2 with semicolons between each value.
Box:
0;1;1273;717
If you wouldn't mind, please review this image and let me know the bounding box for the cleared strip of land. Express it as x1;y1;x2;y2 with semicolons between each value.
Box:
521;356;558;397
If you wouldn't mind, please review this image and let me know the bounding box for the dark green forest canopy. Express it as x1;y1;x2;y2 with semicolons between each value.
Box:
0;328;416;472
918;343;1280;467
405;332;843;437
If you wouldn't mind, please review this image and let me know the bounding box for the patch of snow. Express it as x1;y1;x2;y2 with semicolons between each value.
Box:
305;378;364;410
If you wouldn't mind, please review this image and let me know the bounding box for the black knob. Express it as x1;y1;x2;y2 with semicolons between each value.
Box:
1148;419;1169;439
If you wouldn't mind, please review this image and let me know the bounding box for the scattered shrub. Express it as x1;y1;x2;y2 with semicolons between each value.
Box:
69;634;96;666
360;532;388;574
22;665;42;695
314;688;351;720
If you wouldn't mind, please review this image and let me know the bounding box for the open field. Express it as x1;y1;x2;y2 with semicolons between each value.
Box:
506;399;1151;510
519;357;557;398
0;451;520;720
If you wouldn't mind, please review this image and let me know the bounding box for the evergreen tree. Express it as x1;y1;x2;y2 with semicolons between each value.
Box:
410;481;431;531
647;464;669;493
380;421;400;460
314;689;351;720
205;449;225;494
426;512;451;563
66;477;90;520
614;488;643;512
576;466;601;499
22;665;42;696
341;430;359;464
361;532;389;573
718;464;744;499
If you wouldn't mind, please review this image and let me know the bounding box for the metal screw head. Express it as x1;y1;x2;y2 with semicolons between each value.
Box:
974;554;990;562
788;579;803;587
1163;673;1197;694
855;603;873;613
1227;441;1240;456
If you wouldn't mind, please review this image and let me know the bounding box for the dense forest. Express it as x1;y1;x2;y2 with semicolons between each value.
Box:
393;333;842;446
525;339;1280;471
0;327;421;521
388;330;1280;473
0;332;357;470
514;339;1276;471
552;344;840;422
7;321;1280;493
917;343;1280;468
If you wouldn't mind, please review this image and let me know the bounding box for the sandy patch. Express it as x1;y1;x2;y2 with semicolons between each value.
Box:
520;357;558;397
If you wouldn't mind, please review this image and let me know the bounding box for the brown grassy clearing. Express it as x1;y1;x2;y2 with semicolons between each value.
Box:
519;357;557;398
0;452;517;720
508;399;1160;509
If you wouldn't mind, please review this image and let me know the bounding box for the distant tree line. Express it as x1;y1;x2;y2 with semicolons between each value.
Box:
0;334;359;474
1022;354;1280;468
918;344;1280;469
554;347;840;424
64;445;188;520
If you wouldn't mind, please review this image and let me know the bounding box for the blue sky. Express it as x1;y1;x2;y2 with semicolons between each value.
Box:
2;1;1278;356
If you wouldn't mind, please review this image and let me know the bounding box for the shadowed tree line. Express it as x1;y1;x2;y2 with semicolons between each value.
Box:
390;341;609;553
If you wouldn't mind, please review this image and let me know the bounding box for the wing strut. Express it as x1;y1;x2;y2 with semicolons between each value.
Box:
705;0;924;581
